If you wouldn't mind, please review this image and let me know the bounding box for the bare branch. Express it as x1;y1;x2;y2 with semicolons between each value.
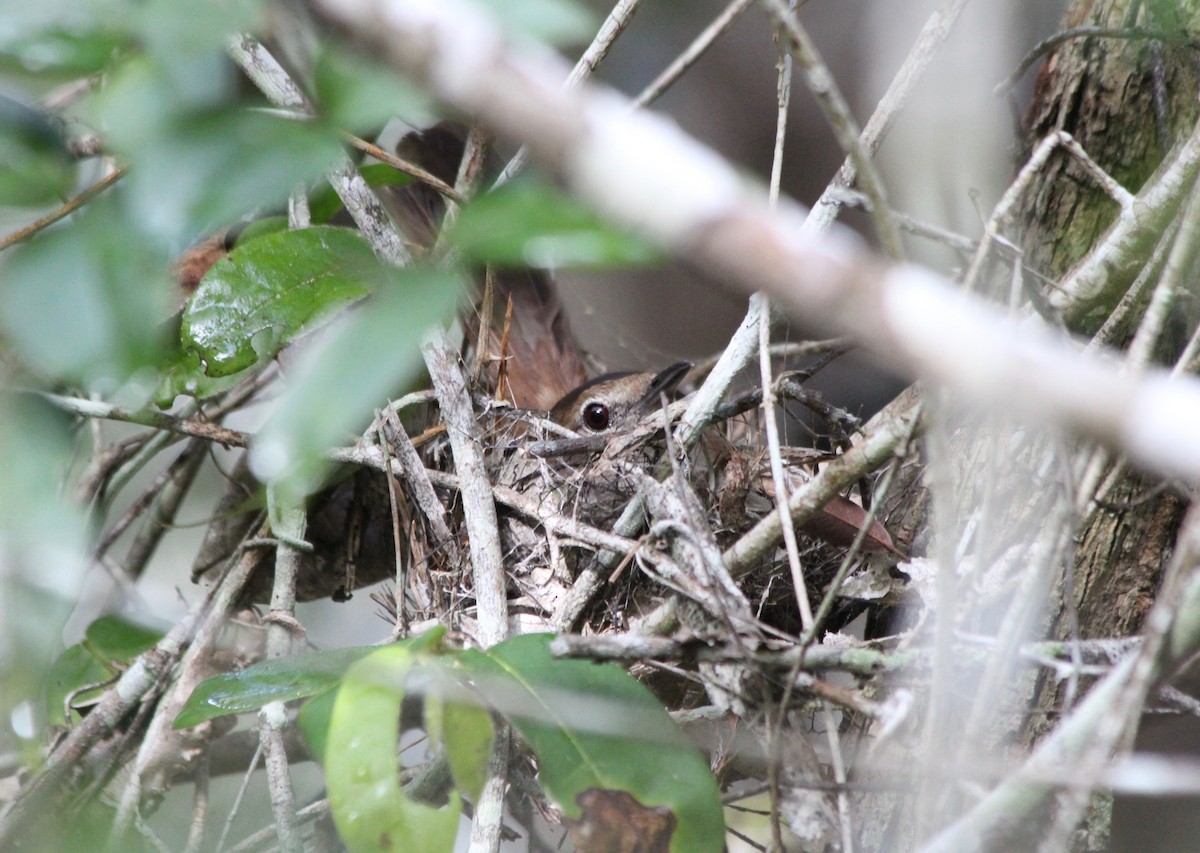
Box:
311;0;1200;485
805;0;970;233
421;331;508;647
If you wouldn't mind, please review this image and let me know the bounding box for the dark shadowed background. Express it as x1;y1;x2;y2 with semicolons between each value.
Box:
560;0;1066;424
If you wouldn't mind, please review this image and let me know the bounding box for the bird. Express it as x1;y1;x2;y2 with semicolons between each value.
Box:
490;362;695;629
548;361;693;435
187;121;690;604
489;360;695;539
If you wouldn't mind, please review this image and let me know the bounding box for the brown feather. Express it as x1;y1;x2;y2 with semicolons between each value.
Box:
382;122;588;410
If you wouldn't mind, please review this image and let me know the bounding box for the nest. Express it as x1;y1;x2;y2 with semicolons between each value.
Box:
248;353;905;685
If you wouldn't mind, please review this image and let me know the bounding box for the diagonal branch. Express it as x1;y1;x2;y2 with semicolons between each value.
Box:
312;0;1200;486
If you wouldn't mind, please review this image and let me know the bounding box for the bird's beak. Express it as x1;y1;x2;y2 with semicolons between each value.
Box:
635;360;693;411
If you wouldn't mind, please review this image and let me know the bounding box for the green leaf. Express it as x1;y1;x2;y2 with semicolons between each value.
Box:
460;634;725;853
0;26;129;78
326;642;460;853
309;164;413;225
5;583;82;732
0;194;173;383
154;347;258;407
125;0;261;65
0;395;87;551
313;48;433;134
42;616;162;727
83;615;163;664
145;107;336;236
476;0;594;46
43;644;109;727
174;646;375;729
181;226;382;378
425;688;494;802
234;215;289;245
250;265;460;503
99;56;339;241
451;179;659;268
0;0;106;39
296;628;448;765
297;687;339;763
0;400;88;700
0;92;75;206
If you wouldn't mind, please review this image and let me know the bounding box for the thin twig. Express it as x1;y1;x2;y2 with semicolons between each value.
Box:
183;753;210;853
759;13;813;630
996;26;1182;96
805;0;970;235
961;130;1132;299
344;132;466;203
227;34;411;265
497;0;644;183
632;0;755;108
0;166;126;252
1056;112;1200;323
421;332;508;853
724;391;922;576
421;332;508;647
312;0;1200;485
94;439;206;560
758;0;903;258
380;408;458;561
113;441;209;582
258;495;306;852
216;741;265;853
922;506;1200;852
36;392;251;446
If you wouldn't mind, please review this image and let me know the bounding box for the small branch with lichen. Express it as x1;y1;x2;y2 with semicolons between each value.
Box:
37;392;252;446
0;166;126;252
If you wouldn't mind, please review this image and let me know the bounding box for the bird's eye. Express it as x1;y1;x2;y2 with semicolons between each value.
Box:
581;401;611;431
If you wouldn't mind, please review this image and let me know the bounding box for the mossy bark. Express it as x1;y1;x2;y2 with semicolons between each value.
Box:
1016;0;1197;751
869;6;1200;848
1018;0;1200;323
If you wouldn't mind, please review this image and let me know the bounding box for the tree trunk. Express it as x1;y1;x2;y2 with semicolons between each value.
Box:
864;6;1200;849
1018;0;1197;722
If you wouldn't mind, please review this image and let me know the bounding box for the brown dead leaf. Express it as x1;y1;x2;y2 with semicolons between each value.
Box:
800;494;905;557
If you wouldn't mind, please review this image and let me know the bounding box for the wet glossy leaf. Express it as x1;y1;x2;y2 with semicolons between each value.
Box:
181;225;381;378
451;179;659;268
460;634;725;853
174;646;375;729
154;347;256;407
